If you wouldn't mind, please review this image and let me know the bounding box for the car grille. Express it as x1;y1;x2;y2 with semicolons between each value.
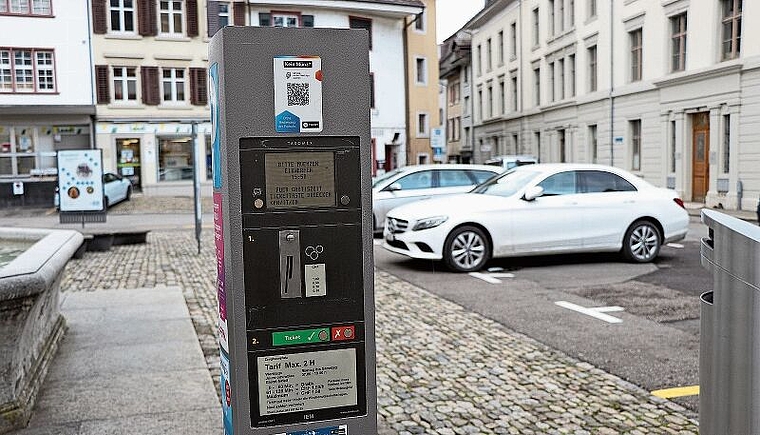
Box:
386;217;409;234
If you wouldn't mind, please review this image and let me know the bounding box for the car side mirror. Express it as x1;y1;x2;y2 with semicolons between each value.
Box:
523;186;544;201
386;183;402;192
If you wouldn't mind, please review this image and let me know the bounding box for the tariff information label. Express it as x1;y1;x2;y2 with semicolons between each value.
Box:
264;151;335;209
257;348;357;416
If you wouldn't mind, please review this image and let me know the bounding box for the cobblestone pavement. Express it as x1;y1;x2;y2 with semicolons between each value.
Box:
59;228;699;434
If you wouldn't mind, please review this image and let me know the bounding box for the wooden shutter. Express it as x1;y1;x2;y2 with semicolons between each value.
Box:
95;65;110;104
207;1;220;37
141;66;160;105
138;0;157;36
189;68;208;106
302;15;314;27
92;0;107;34
258;12;270;26
233;2;245;26
186;0;198;37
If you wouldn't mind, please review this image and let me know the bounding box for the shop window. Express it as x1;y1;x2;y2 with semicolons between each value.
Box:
158;137;193;181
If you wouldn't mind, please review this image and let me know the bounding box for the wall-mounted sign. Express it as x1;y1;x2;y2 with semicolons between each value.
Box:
12;181;23;195
57;149;104;212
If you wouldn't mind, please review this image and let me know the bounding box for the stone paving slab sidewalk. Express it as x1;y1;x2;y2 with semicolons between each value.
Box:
57;229;699;434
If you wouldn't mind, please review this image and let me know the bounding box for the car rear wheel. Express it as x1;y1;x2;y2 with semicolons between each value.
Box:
443;226;491;272
623;220;661;263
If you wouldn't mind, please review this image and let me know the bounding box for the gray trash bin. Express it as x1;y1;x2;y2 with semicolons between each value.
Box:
699;209;760;435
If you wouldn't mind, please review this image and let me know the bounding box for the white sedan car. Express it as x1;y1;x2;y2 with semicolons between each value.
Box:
103;172;132;207
372;164;502;233
383;164;689;272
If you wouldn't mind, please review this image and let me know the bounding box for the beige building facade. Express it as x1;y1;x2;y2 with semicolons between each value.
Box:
405;0;440;165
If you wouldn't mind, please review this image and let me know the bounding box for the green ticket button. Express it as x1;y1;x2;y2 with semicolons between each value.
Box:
272;328;330;346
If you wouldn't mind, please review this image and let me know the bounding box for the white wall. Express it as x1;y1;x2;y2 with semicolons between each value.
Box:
1;2;93;106
249;7;408;166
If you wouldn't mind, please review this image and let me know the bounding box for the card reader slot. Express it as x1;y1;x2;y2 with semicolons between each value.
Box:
279;231;302;298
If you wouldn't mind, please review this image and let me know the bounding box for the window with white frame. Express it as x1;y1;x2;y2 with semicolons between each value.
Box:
477;45;482;76
569;0;575;27
499;78;505;114
588;124;598;163
588;0;596;19
218;2;230;28
532;8;539;46
511;75;518;111
558;58;565;100
723;114;730;173
510;22;517;59
162;68;185;103
588;45;597;92
273;12;299;27
486;38;492;71
670;120;676;173
549;0;555;36
487;83;493;118
549;61;555;102
159;0;183;35
568;54;576;97
670;13;687;72
630;28;642;81
498;31;504;65
533;66;540;106
721;0;742;61
630;120;641;171
417;112;429;137
109;0;135;33
113;66;137;102
0;0;51;15
36;51;54;91
0;48;55;93
415;57;427;85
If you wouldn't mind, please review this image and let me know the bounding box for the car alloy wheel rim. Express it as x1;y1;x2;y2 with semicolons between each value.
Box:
451;231;486;270
630;225;658;261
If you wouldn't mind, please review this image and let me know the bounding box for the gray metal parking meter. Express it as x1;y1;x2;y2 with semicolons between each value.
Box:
209;27;376;435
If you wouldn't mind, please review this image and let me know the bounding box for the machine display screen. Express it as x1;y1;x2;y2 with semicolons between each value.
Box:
265;151;335;209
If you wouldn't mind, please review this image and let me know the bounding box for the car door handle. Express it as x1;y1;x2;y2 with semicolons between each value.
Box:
624;200;636;204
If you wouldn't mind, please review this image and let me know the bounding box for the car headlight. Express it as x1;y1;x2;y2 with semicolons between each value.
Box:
412;216;448;231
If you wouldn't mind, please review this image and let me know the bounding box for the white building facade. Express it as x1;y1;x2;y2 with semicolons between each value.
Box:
0;0;95;205
249;0;424;175
466;0;758;210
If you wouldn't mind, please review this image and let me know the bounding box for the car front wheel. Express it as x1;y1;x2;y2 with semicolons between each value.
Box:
623;220;661;263
443;225;491;272
125;186;132;201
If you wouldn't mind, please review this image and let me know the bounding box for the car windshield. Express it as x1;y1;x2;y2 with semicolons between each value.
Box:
372;168;405;188
471;169;539;197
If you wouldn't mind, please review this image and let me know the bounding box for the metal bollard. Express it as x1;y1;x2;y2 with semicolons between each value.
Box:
700;210;760;434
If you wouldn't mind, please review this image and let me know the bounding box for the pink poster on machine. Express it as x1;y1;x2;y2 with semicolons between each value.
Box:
214;192;229;353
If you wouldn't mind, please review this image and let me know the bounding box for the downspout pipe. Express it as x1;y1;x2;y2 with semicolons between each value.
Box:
609;0;615;166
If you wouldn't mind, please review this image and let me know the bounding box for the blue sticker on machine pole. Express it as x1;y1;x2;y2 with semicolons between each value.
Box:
210;63;222;189
221;350;233;434
274;56;323;133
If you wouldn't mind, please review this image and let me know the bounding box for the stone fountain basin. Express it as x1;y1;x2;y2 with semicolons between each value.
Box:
0;227;83;433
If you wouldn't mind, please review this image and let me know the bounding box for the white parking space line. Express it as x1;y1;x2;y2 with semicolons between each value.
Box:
555;301;625;324
666;243;685;249
469;272;515;284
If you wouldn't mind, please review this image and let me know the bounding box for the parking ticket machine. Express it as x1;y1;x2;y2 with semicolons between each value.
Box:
209;27;376;435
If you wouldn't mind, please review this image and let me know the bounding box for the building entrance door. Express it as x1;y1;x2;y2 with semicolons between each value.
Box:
692;112;710;202
116;138;141;191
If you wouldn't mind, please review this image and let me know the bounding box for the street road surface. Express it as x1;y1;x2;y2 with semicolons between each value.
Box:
374;219;709;411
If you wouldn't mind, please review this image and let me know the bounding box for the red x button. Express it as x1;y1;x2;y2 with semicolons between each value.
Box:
331;325;355;341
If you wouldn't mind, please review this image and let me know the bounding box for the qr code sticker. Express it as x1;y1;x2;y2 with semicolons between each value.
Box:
287;82;309;106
